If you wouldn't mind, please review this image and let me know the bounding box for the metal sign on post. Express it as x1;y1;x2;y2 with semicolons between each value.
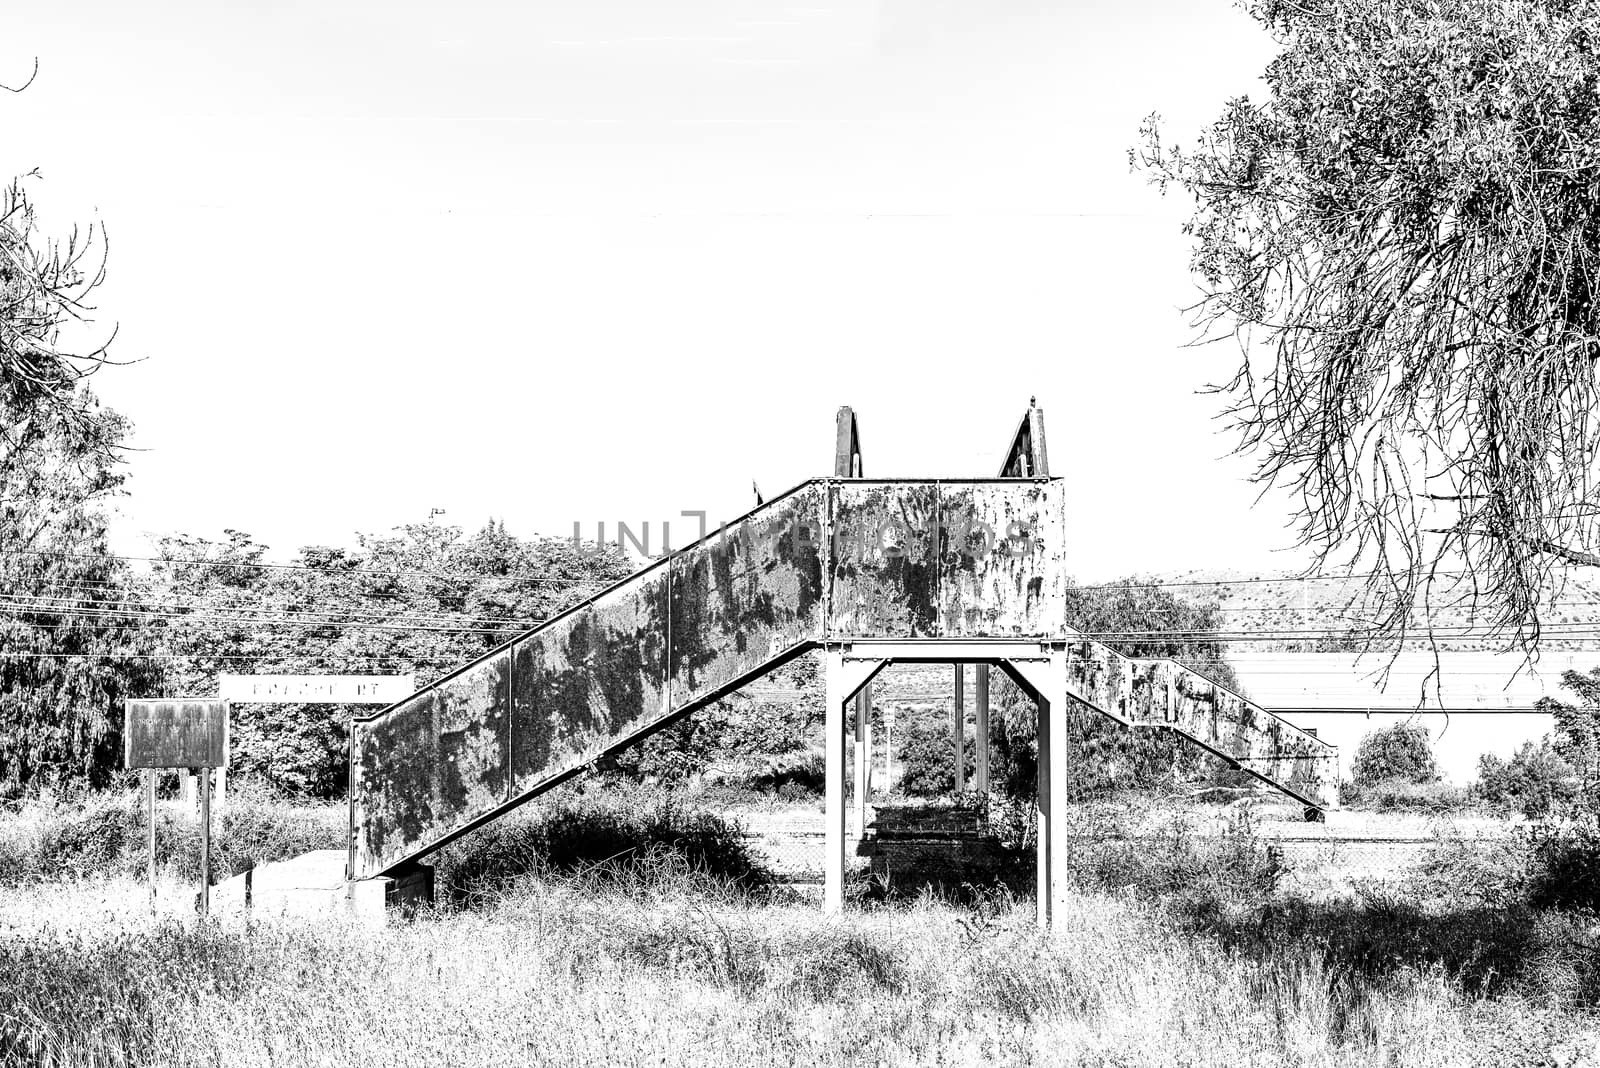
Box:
125;699;230;916
219;674;413;704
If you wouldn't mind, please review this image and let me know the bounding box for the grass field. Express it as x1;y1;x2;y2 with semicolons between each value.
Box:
2;789;1598;1067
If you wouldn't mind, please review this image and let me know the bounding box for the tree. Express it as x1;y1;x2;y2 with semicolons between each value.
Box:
1138;0;1600;652
1534;665;1600;804
1350;723;1439;788
1475;739;1578;819
0;411;160;795
1;174;120;508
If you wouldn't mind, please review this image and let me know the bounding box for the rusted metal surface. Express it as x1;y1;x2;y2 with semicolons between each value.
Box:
670;484;826;699
510;564;671;797
352;656;509;877
124;700;229;769
827;482;940;637
937;481;1065;637
1065;640;1338;808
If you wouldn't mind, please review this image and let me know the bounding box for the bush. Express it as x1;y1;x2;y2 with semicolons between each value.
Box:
1528;824;1600;912
437;785;772;905
1351;724;1439;788
1065;809;1285;914
1475;740;1580;819
895;714;972;798
1342;779;1471;813
0;782;343;885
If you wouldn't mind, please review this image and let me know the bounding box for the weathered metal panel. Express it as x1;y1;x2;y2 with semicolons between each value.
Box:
509;564;671;796
353;654;510;876
124;700;228;769
1153;664;1337;807
827;482;940;638
670;485;826;701
1064;641;1141;724
1064;640;1336;807
938;482;1066;637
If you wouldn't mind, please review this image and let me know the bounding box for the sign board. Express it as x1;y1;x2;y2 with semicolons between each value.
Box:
218;674;414;705
125;700;229;769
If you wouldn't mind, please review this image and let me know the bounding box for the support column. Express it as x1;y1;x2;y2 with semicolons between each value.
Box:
853;685;871;843
824;651;879;915
952;664;966;793
974;664;991;794
1008;652;1068;929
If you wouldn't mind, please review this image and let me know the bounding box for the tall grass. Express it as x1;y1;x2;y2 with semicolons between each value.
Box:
0;782;344;885
3;871;1569;1068
4;791;1598;1066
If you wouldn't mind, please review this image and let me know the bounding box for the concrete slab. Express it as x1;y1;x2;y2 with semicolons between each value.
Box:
212;850;434;928
212;849;349;921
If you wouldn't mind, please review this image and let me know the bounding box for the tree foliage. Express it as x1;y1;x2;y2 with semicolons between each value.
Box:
0;175;119;501
1139;0;1600;651
0;162;149;795
1350;723;1440;787
0;411;159;796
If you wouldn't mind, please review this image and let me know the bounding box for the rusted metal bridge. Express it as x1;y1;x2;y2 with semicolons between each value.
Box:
348;405;1337;925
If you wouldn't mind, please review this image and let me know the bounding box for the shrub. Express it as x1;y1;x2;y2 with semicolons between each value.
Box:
1408;830;1532;909
895;714;972;798
437;785;772;905
1475;740;1580;819
1351;724;1439;788
1066;809;1285;914
1342;779;1471;813
1528;824;1600;912
1;783;343;885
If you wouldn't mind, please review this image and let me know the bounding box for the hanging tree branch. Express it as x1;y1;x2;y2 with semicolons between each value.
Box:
1137;0;1600;657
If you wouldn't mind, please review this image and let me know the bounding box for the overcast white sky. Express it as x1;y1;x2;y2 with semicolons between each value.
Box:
1;1;1295;579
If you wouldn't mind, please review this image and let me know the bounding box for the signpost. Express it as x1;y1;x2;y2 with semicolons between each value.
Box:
125;699;229;915
218;674;412;705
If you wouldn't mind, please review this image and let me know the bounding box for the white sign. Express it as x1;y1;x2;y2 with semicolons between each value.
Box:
218;674;414;705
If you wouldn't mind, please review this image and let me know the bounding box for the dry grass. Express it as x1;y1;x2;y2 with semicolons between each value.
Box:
3;790;1599;1066
2;868;1597;1067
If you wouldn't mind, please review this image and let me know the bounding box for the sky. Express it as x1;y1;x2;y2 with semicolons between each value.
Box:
0;0;1294;580
3;1;1576;774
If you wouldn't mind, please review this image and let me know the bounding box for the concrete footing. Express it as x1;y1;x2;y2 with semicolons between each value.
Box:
212;849;434;927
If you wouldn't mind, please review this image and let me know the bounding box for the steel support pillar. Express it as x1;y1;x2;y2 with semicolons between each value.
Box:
1005;651;1068;929
824;650;880;915
974;664;990;794
853;685;871;843
953;664;966;793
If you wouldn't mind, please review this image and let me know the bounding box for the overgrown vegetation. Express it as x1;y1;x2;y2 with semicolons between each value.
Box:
435;783;774;905
0;782;343;885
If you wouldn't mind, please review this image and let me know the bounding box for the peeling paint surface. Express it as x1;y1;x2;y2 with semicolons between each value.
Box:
827;482;940;637
354;655;508;876
671;485;826;697
937;483;1066;637
1065;641;1338;808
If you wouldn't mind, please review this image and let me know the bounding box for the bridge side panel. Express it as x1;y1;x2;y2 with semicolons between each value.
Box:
352;654;510;877
509;568;671;797
827;482;939;638
1151;662;1337;807
938;482;1066;637
669;485;826;701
